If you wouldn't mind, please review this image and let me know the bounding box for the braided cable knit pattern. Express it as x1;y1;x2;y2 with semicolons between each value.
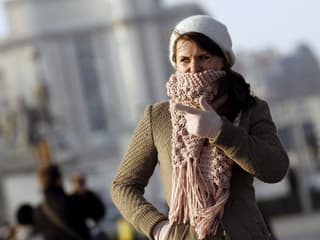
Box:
166;70;241;239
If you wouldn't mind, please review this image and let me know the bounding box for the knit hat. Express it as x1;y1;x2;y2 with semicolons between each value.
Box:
169;15;235;67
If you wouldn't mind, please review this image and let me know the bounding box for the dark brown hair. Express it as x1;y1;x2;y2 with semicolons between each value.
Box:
172;32;227;67
16;203;34;225
173;32;256;120
218;70;256;120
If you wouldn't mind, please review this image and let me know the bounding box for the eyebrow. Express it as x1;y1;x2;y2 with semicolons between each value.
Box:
177;52;210;58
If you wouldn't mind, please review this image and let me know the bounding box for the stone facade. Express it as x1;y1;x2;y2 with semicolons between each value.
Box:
0;0;205;222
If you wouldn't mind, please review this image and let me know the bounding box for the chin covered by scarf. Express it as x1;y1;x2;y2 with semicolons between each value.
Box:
166;69;241;239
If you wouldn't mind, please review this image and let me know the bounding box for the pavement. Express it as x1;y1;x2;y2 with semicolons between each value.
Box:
271;211;320;240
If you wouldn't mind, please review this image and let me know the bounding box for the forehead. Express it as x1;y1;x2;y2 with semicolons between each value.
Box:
175;39;207;56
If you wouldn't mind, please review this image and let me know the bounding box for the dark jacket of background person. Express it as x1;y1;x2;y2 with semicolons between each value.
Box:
34;165;105;240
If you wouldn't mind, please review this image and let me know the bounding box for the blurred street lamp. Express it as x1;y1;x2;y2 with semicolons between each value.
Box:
26;49;53;168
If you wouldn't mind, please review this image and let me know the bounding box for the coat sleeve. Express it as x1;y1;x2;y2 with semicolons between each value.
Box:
111;105;167;239
210;99;289;183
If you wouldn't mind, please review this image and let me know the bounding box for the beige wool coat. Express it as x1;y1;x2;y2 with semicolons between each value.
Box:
111;98;289;240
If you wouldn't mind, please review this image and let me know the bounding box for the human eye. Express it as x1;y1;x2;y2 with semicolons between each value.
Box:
199;54;211;61
179;57;190;63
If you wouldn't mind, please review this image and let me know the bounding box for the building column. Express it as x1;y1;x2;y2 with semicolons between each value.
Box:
0;179;7;222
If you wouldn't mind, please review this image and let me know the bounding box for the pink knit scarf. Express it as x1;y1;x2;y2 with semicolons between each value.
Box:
166;69;241;239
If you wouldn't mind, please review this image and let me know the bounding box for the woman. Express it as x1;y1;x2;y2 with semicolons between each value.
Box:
111;15;289;240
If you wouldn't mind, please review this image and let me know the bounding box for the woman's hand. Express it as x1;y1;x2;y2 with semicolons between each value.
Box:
152;220;171;240
174;96;222;138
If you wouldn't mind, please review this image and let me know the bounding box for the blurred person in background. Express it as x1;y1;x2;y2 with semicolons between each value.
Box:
34;164;105;240
9;203;43;240
71;173;108;240
111;15;289;240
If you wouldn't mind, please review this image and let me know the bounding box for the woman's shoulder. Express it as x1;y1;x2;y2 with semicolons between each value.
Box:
239;97;271;123
143;101;169;115
143;101;170;125
243;96;273;123
152;100;170;111
253;96;268;105
249;96;270;111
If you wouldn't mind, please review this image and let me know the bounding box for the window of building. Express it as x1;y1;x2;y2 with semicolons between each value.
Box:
278;126;294;151
74;35;107;132
303;122;319;161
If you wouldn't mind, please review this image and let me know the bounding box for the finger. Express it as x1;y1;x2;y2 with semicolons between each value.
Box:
199;96;213;111
174;103;201;115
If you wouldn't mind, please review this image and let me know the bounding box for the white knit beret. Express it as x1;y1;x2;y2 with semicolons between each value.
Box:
169;15;235;67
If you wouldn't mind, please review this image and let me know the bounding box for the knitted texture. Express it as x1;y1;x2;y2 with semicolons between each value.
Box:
166;70;241;239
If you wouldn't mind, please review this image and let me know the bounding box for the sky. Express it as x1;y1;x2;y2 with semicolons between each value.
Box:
164;0;320;59
0;0;319;59
0;0;7;37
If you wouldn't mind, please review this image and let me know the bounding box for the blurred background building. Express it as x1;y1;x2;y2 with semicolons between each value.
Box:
0;0;319;239
0;0;205;224
235;46;320;212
